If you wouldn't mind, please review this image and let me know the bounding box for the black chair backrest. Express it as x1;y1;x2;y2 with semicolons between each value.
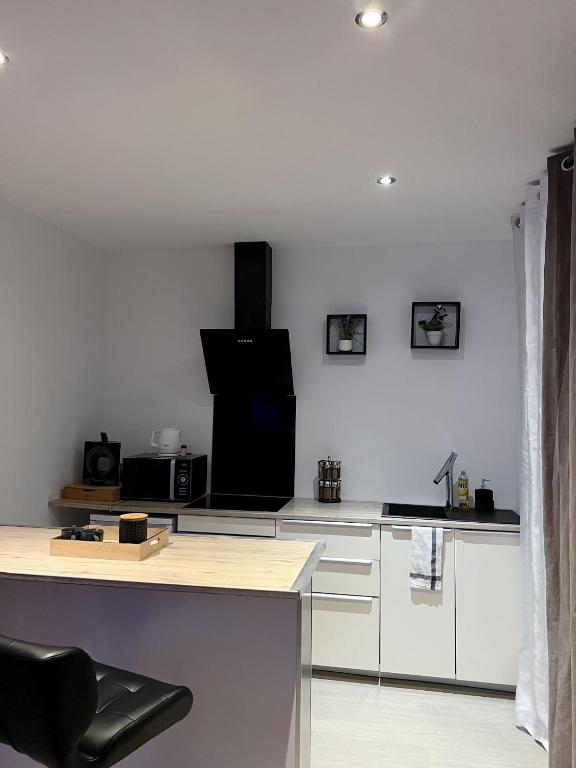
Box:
0;634;98;768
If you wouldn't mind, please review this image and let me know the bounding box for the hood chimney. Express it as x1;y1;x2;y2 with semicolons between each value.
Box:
234;241;272;330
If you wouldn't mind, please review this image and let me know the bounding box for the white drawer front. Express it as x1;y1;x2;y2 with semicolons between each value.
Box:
312;558;380;597
177;515;276;538
278;519;380;560
312;594;380;672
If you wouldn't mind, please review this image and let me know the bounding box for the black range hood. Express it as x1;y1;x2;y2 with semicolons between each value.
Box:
200;329;294;395
199;241;296;500
200;241;294;395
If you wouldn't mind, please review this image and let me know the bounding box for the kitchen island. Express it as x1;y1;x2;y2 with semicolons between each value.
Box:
0;526;323;768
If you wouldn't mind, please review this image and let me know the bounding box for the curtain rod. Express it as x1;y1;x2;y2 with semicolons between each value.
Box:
512;142;574;229
549;142;574;171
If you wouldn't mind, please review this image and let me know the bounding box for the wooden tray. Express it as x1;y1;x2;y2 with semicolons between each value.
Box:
63;484;121;502
50;527;169;561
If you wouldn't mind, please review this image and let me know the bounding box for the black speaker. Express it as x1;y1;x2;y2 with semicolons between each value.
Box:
82;433;121;486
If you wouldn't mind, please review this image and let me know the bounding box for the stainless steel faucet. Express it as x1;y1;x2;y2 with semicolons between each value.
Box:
433;452;458;510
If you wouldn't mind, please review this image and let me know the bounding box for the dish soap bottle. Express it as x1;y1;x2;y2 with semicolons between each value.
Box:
457;470;470;511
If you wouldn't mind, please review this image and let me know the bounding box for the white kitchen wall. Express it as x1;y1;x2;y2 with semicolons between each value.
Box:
0;197;105;524
103;240;519;509
101;248;232;470
275;241;519;508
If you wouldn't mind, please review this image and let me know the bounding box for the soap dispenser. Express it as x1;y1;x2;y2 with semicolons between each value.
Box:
475;479;495;513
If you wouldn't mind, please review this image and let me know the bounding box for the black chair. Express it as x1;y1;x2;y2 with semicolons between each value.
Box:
0;634;193;768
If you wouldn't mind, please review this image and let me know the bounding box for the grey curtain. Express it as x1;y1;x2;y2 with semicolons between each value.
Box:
543;135;575;767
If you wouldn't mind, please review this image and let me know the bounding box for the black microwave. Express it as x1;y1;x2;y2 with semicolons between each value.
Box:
121;453;207;502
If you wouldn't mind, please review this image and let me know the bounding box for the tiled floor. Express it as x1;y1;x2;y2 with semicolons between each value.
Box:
312;676;548;768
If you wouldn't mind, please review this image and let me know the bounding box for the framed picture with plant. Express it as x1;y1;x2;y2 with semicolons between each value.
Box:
326;314;367;355
411;302;461;349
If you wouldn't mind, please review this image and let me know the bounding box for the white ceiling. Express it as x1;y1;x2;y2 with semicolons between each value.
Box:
0;0;574;252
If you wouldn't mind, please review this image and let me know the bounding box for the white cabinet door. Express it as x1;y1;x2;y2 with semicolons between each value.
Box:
380;526;456;679
312;594;380;672
455;530;521;686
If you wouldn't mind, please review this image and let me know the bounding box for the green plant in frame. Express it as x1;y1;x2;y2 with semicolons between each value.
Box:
418;304;449;332
338;315;362;341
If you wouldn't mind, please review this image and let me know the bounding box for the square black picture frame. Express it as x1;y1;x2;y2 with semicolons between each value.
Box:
411;302;461;349
326;314;367;355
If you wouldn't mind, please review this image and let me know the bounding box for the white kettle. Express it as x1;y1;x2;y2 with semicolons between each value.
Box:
150;427;182;456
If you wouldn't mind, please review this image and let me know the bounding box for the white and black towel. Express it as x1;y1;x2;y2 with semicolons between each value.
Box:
410;526;444;591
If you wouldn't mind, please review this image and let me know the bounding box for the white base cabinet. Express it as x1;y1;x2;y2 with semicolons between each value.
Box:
380;526;456;679
278;520;381;672
455;530;521;686
312;594;380;672
177;512;521;687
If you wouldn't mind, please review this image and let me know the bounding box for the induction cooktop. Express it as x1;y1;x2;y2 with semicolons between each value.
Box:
185;494;291;513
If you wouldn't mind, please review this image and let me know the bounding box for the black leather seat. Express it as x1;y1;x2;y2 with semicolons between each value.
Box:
0;634;193;768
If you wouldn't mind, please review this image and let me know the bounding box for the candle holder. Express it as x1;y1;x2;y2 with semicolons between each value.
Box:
119;513;149;544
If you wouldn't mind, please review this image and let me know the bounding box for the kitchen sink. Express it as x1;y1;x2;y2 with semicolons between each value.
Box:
382;503;448;520
381;502;521;525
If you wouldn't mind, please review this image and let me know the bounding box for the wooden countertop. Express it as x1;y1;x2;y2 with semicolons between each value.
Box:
0;526;324;599
50;497;520;531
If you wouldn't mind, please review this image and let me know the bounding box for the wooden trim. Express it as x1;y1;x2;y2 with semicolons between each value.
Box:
290;541;325;595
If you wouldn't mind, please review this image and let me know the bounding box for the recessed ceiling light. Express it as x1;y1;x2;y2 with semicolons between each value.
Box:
355;9;388;29
0;51;10;66
377;175;397;186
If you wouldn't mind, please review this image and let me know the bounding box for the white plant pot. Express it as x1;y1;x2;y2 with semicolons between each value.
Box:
425;330;444;347
338;339;354;352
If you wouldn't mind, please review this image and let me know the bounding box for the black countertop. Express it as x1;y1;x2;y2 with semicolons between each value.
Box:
381;502;519;526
